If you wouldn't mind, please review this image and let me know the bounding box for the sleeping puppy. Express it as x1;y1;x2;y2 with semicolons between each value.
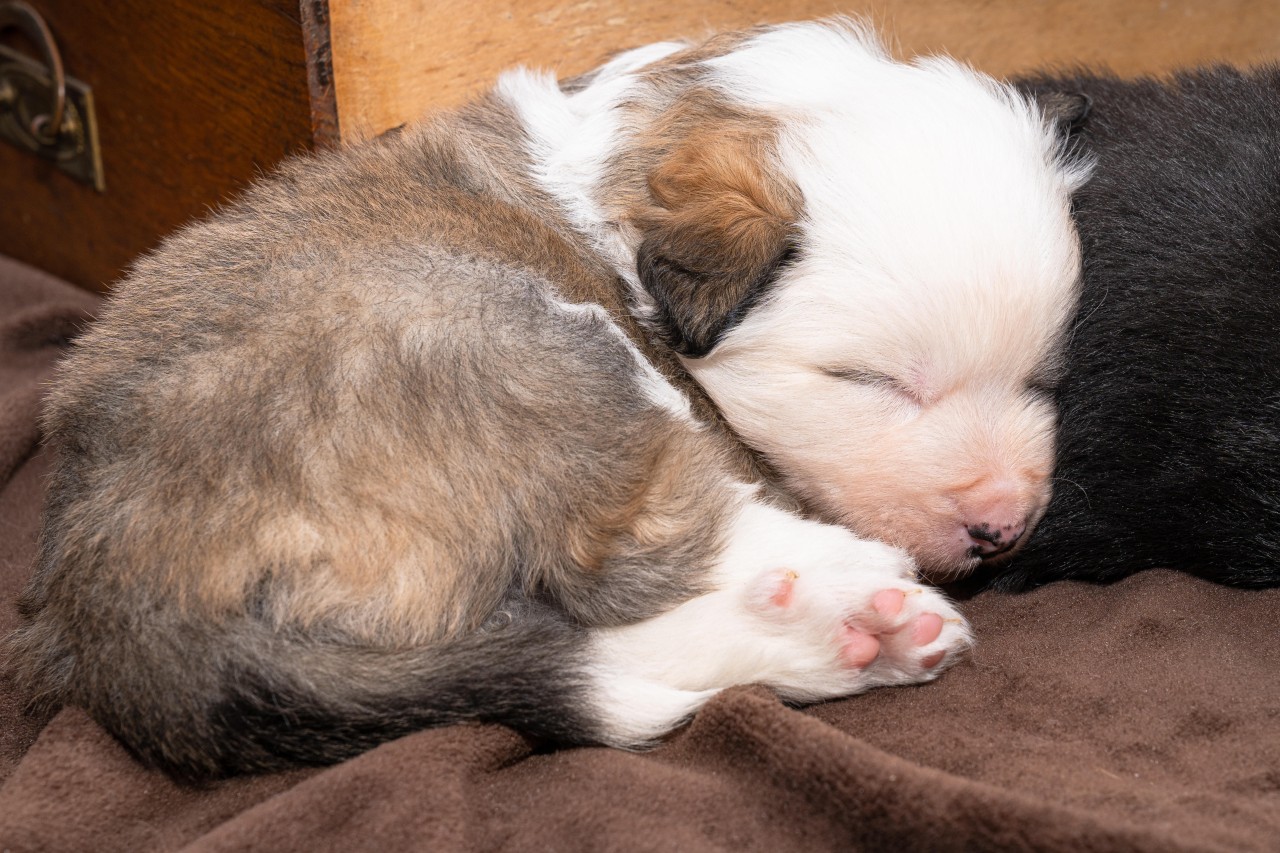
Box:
985;67;1280;591
8;21;1087;778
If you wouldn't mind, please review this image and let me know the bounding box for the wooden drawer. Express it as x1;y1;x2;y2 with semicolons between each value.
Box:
0;0;327;291
3;0;1278;293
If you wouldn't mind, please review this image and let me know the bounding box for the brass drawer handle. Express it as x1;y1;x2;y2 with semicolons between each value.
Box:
0;0;64;145
0;0;104;190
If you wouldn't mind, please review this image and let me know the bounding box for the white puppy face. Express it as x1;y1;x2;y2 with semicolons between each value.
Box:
681;28;1088;578
690;238;1077;579
503;21;1088;579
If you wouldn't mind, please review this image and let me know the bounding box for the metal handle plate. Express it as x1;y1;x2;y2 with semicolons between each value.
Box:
0;1;104;191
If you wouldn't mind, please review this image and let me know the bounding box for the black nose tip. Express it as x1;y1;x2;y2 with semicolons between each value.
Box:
967;524;1001;545
966;523;1023;558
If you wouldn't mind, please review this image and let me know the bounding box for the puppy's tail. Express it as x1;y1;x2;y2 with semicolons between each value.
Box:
12;599;687;780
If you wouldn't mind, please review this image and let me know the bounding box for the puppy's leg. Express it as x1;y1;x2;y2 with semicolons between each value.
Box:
586;493;972;745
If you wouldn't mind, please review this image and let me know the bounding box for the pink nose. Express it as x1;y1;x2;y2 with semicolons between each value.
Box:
965;520;1026;557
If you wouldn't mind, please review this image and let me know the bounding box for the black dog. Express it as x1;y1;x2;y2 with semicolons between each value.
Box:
988;67;1280;590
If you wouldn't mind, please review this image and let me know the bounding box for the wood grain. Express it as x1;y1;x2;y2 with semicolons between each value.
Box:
6;0;1279;292
0;0;319;291
328;0;1280;143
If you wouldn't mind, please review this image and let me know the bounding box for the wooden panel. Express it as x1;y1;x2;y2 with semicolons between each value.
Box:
329;0;1280;143
0;0;322;291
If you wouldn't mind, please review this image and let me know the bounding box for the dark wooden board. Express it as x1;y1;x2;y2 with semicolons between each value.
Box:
0;0;332;292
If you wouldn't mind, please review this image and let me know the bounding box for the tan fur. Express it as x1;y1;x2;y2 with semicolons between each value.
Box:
640;112;799;275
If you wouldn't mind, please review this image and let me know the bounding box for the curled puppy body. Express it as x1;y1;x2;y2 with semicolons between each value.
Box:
984;67;1280;591
7;21;1084;778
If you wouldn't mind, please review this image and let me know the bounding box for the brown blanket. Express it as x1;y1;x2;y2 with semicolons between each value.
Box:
1;255;1277;852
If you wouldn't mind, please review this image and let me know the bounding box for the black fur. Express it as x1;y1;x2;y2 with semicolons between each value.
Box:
989;67;1280;590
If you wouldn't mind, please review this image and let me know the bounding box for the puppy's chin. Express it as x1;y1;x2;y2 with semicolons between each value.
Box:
908;541;989;584
918;544;1018;585
915;555;983;585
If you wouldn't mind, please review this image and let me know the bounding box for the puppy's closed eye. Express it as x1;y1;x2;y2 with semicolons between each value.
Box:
822;367;921;402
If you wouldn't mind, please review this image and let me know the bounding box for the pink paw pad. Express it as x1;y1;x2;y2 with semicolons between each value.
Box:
872;589;904;617
839;625;881;668
912;613;943;646
919;650;946;669
769;570;798;608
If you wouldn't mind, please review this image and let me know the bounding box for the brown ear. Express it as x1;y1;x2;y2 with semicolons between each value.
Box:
635;129;800;358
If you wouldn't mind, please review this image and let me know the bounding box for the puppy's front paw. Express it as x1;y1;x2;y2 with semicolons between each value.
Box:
743;552;972;701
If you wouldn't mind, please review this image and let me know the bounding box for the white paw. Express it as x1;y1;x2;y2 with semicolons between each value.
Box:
741;557;972;702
